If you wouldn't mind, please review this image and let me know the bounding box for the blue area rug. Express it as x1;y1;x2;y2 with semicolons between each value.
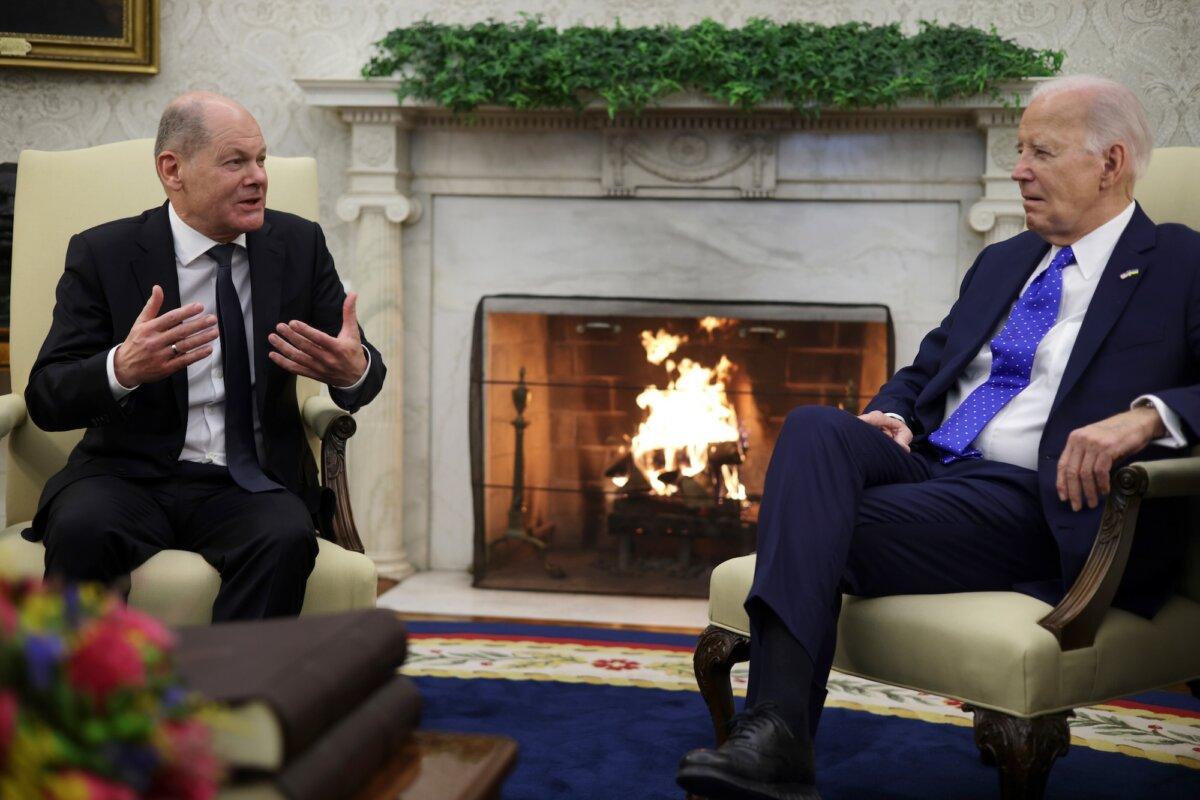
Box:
404;620;1200;800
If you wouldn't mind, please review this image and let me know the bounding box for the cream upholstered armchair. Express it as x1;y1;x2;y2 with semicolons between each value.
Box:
696;147;1200;800
0;139;377;625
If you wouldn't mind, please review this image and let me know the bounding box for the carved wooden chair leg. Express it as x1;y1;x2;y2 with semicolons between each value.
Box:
693;625;750;745
967;707;1071;800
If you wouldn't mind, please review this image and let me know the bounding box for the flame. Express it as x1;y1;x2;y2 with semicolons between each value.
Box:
699;316;733;334
641;329;685;366
629;331;747;500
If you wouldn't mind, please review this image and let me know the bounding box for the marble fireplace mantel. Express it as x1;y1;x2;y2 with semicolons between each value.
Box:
297;76;1036;578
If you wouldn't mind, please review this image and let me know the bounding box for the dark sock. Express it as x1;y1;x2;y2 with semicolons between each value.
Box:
748;605;814;741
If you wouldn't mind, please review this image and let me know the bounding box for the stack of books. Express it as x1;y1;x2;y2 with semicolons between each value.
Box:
174;609;420;800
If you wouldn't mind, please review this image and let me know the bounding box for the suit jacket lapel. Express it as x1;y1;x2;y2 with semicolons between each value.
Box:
246;220;283;417
133;202;187;418
1049;204;1157;418
921;235;1049;407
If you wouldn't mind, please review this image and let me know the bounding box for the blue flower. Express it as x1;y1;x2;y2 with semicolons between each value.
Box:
63;584;81;629
161;685;187;710
97;741;161;791
24;634;64;690
114;743;161;791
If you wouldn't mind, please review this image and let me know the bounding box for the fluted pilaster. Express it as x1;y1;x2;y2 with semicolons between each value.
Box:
334;109;419;580
969;108;1029;247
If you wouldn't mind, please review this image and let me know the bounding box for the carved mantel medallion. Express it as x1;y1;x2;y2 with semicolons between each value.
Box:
602;131;778;198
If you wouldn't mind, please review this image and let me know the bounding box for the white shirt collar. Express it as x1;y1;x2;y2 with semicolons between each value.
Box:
167;201;248;266
1052;200;1136;281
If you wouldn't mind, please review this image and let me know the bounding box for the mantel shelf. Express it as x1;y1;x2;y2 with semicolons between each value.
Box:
296;77;1041;131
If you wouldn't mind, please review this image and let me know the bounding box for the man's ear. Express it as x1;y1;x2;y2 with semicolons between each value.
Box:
1099;141;1129;190
156;151;184;192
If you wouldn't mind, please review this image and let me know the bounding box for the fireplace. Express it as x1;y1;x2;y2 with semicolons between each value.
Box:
300;79;1037;580
471;295;892;597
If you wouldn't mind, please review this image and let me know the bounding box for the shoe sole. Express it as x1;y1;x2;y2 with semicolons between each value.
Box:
676;764;821;800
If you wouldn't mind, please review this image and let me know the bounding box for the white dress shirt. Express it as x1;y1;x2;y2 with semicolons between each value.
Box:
106;203;368;466
931;201;1184;470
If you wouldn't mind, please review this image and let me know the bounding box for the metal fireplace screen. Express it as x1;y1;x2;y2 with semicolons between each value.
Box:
470;295;893;598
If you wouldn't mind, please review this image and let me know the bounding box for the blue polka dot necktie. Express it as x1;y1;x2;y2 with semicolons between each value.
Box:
209;244;283;492
928;245;1076;463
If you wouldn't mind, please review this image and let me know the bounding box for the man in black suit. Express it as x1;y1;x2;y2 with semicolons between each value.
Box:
678;75;1200;799
23;92;386;621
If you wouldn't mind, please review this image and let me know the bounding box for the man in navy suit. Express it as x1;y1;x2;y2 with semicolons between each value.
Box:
677;75;1200;800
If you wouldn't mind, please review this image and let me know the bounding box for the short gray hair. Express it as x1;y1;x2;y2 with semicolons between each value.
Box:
1030;75;1154;184
154;99;211;159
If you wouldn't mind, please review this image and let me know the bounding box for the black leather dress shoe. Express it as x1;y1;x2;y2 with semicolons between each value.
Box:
676;703;820;800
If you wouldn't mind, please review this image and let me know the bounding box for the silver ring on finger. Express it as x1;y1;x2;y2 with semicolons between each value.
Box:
170;343;180;357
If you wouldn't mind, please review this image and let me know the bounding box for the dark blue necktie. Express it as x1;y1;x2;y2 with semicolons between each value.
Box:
928;245;1076;463
208;244;282;492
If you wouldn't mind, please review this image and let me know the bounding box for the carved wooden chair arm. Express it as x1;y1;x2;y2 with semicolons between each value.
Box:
301;394;364;554
1038;455;1200;651
0;394;28;440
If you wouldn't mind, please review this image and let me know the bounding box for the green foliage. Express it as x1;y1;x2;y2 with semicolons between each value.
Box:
362;17;1063;116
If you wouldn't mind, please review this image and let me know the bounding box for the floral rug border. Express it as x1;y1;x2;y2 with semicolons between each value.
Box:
404;635;1200;769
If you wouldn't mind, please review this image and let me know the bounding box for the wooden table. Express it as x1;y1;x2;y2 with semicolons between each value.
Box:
354;731;518;800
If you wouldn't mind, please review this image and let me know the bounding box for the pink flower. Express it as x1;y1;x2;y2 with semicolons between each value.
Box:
80;772;139;800
149;719;222;800
0;690;16;766
592;658;640;671
0;593;17;636
68;622;146;702
48;770;139;800
107;606;175;650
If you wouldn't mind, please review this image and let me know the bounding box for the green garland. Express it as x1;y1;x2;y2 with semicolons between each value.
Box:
362;17;1063;116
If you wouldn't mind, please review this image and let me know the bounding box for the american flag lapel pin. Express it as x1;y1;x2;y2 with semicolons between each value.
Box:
1119;268;1140;280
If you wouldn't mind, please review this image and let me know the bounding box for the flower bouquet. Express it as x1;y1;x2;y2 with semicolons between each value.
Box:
0;579;223;799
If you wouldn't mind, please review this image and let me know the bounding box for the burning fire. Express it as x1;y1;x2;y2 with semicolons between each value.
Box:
641;329;685;365
698;316;733;335
627;329;747;500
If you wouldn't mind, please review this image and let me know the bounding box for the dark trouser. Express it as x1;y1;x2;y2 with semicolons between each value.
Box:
745;406;1060;734
41;463;318;622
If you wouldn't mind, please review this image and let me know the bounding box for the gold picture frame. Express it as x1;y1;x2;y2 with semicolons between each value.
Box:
0;0;158;74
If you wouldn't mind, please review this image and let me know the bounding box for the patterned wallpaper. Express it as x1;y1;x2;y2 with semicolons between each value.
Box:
1;0;1197;272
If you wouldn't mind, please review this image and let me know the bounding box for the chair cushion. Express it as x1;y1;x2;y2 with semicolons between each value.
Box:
709;554;1200;717
0;522;376;626
0;521;45;578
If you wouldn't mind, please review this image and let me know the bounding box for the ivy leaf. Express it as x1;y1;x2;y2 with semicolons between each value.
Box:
363;17;1062;116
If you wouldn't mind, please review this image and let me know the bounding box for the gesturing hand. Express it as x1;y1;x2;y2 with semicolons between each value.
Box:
268;293;368;387
857;410;913;453
1057;406;1165;511
113;285;218;387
